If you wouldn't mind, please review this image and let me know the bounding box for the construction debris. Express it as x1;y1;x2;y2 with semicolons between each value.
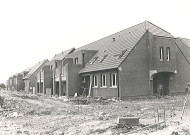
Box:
117;117;139;126
0;90;190;135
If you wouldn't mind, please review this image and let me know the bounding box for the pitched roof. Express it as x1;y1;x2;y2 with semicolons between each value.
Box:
175;38;190;64
79;21;173;73
51;48;75;61
23;60;49;79
45;61;55;66
178;38;190;48
22;67;32;73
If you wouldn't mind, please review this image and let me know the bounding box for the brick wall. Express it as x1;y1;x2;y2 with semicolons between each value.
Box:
66;62;83;96
43;66;53;95
119;32;151;98
170;39;190;93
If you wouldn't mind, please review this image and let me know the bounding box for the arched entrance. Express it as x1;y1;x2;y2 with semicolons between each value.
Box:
153;72;174;96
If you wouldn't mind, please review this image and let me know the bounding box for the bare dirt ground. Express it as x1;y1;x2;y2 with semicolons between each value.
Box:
0;89;190;135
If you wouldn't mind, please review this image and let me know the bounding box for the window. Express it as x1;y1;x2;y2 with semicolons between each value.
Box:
90;57;98;64
160;47;164;61
55;61;58;68
82;76;86;83
74;57;78;64
114;49;127;59
14;78;17;85
110;73;117;87
99;55;108;63
101;74;106;87
166;47;170;61
50;65;53;71
93;75;98;87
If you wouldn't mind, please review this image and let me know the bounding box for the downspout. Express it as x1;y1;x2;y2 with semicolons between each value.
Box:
82;52;85;67
52;62;56;96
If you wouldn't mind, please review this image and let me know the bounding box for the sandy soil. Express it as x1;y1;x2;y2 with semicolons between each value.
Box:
0;89;190;135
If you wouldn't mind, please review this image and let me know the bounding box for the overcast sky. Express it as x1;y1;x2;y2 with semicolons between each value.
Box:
0;0;190;83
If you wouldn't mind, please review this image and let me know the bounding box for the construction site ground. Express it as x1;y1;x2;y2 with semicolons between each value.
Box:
0;89;190;135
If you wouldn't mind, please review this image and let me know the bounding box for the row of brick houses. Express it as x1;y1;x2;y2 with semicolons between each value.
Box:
6;21;190;99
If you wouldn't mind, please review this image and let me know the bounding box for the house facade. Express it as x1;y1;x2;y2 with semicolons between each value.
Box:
12;73;24;91
23;60;49;93
6;68;31;91
77;21;190;99
36;48;75;96
59;49;98;96
7;77;13;90
6;21;190;99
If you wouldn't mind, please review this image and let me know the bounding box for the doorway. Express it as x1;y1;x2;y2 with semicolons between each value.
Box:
81;75;90;96
153;72;172;96
55;82;59;95
61;81;66;96
37;82;43;93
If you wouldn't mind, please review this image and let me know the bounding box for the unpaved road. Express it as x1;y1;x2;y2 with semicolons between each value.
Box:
0;89;190;135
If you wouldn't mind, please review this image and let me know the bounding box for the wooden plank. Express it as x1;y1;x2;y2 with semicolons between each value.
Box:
88;79;92;97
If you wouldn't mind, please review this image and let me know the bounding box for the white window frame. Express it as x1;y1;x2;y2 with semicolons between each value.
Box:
93;75;98;87
111;73;117;88
50;65;53;71
101;74;106;87
166;47;170;61
160;46;164;61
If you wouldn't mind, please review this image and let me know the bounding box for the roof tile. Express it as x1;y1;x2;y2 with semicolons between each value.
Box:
79;21;173;73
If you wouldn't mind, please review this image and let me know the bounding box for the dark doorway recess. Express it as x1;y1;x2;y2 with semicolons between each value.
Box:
153;72;174;96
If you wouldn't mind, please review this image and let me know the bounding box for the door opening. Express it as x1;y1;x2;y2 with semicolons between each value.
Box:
153;72;173;96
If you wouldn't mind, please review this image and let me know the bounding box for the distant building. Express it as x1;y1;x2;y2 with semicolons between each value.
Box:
36;48;75;96
22;60;49;93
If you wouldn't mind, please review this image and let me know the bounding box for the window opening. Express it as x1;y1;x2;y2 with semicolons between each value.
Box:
160;47;164;61
93;75;98;87
101;74;106;87
166;47;170;61
111;73;117;87
90;57;98;64
74;57;78;64
99;55;108;63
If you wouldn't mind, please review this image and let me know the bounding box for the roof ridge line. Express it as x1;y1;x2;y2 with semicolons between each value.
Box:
23;60;48;79
153;35;176;39
147;21;173;36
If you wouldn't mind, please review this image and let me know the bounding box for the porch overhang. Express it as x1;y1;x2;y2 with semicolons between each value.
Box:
149;70;177;80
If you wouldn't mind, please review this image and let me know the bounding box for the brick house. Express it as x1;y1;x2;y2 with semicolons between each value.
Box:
36;48;75;96
6;21;190;99
12;73;24;91
7;77;13;90
63;21;190;99
59;49;98;96
23;60;49;93
6;67;31;91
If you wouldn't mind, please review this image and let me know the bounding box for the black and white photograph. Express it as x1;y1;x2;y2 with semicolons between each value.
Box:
0;0;190;134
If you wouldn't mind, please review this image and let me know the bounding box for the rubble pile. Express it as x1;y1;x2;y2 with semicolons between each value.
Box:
0;90;190;135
